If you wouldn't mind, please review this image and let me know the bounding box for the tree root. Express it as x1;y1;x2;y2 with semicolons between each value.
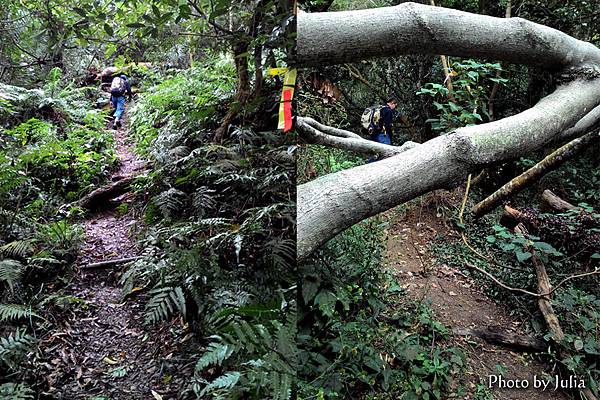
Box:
452;326;547;352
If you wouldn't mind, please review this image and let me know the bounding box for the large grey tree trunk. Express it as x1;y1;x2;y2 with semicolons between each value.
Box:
296;3;600;260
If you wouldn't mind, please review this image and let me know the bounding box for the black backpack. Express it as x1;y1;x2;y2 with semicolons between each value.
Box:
110;76;126;96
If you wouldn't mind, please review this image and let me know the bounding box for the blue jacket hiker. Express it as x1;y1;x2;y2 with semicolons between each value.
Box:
367;97;398;162
110;74;132;128
370;98;397;145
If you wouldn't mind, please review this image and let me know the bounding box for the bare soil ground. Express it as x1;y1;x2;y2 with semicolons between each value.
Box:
40;118;194;399
383;194;569;400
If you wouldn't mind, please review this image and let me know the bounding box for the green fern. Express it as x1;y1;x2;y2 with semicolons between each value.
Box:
195;304;297;400
0;383;34;400
192;186;217;218
0;240;34;258
0;304;41;322
0;258;23;291
144;285;186;324
0;328;35;370
196;342;236;370
153;188;187;219
200;371;241;397
266;238;295;270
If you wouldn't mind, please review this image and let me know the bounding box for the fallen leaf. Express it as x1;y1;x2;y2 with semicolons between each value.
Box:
103;357;118;365
128;287;144;295
151;390;163;400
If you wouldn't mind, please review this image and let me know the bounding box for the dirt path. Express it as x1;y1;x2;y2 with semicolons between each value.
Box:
383;197;569;400
41;119;193;399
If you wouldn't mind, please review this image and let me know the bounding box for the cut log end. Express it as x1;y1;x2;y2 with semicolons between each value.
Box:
541;189;576;212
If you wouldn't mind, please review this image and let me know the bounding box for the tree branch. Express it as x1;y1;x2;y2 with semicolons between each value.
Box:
472;129;599;217
297;117;417;157
297;2;600;70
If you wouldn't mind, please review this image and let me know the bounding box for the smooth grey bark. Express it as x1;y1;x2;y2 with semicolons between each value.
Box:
297;117;418;157
556;104;600;143
297;2;600;71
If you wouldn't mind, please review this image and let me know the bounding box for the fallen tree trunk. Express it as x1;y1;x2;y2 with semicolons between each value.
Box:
472;130;599;217
297;79;600;260
297;3;600;69
515;224;597;400
541;189;576;212
515;224;565;342
78;176;135;209
452;326;547;352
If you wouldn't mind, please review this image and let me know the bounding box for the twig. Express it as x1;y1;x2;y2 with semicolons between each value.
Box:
462;260;541;297
80;256;141;270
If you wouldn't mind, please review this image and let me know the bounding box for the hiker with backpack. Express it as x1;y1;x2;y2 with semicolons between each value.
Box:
110;74;132;128
361;97;398;161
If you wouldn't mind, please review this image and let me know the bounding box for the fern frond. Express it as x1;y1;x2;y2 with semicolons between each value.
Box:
266;238;295;270
195;342;236;370
0;328;35;370
0;304;40;322
200;371;241;397
215;172;257;186
192;186;217;218
0;383;34;400
153;188;187;219
144;285;186;324
0;240;34;258
0;259;23;291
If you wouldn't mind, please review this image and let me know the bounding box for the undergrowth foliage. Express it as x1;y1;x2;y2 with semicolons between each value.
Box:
298;218;464;399
121;55;296;398
433;195;600;396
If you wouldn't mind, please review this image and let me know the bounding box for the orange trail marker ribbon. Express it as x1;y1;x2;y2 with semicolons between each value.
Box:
268;68;297;132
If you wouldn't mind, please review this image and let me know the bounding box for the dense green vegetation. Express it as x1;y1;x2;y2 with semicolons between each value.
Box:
0;71;115;399
122;58;296;398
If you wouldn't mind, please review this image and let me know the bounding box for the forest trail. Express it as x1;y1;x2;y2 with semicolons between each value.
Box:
383;196;569;400
41;116;191;399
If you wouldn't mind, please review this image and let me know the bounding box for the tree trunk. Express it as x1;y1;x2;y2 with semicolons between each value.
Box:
214;40;251;142
296;3;600;70
298;79;600;260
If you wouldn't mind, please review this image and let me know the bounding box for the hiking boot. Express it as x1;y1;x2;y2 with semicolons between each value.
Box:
114;118;121;128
